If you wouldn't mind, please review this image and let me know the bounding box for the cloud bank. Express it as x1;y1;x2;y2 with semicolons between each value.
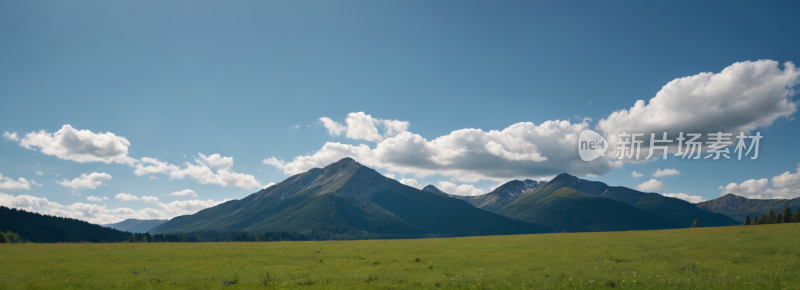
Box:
134;153;260;189
266;118;615;182
721;163;800;199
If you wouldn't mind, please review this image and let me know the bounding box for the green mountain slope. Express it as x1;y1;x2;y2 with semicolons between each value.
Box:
499;173;737;228
102;219;167;233
495;180;682;232
152;158;551;237
599;187;738;227
697;194;800;221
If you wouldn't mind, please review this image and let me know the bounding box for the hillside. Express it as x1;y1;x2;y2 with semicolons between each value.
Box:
523;173;736;227
152;158;551;238
495;183;682;232
102;219;167;233
0;206;132;243
697;194;800;221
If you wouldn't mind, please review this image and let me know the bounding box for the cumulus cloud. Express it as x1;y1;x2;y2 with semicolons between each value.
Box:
57;172;112;190
169;189;198;197
267;117;614;182
599;60;800;161
320;117;347;136
0;174;31;190
398;179;423;189
653;168;680;177
195;153;233;170
262;157;286;169
376;119;410;138
318;112;410;142
636;179;666;192
9;125;137;165
86;196;108;202
36;171;43;176
345;112;384;142
721;163;800;199
631;171;644;178
115;193;139;201
1;191;226;224
436;181;485;196
141;196;160;204
133;153;261;189
661;193;706;203
263;182;276;189
2;131;19;141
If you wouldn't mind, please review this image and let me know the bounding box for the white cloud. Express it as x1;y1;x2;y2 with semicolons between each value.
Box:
115;193;139;201
194;153;234;170
86;196;106;202
631;171;644;178
661;193;706;203
436;181;485;196
384;172;396;179
149;176;159;180
1;191;226;224
141;196;160;204
169;189;198;197
636;179;666;192
484;141;547;162
133;153;261;189
262;157;286;169
598;60;800;161
721;163;800;199
376;119;409;138
30;180;43;187
320;112;411;142
266;117;614;182
653;168;680;177
398;179;422;189
263;182;277;189
2;131;20;141
36;171;43;176
10;125;137;165
57;172;112;190
0;174;31;190
345;112;384;142
719;178;769;198
320;117;347;136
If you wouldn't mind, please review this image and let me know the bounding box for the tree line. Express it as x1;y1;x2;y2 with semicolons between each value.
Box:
743;207;800;225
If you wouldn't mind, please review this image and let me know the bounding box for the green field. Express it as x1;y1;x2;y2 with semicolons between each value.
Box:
2;224;799;289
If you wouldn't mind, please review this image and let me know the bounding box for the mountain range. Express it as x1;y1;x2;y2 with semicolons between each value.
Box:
697;194;800;221
151;158;741;237
151;158;550;238
493;173;738;231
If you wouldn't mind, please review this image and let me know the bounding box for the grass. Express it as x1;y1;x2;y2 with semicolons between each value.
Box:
2;224;799;289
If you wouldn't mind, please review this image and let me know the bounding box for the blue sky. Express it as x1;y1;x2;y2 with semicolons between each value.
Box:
2;0;800;224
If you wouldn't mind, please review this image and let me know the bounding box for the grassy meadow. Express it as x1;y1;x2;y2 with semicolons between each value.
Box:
2;224;799;289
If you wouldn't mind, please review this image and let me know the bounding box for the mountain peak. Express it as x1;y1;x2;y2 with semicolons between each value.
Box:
326;157;359;167
422;185;448;197
553;173;579;181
